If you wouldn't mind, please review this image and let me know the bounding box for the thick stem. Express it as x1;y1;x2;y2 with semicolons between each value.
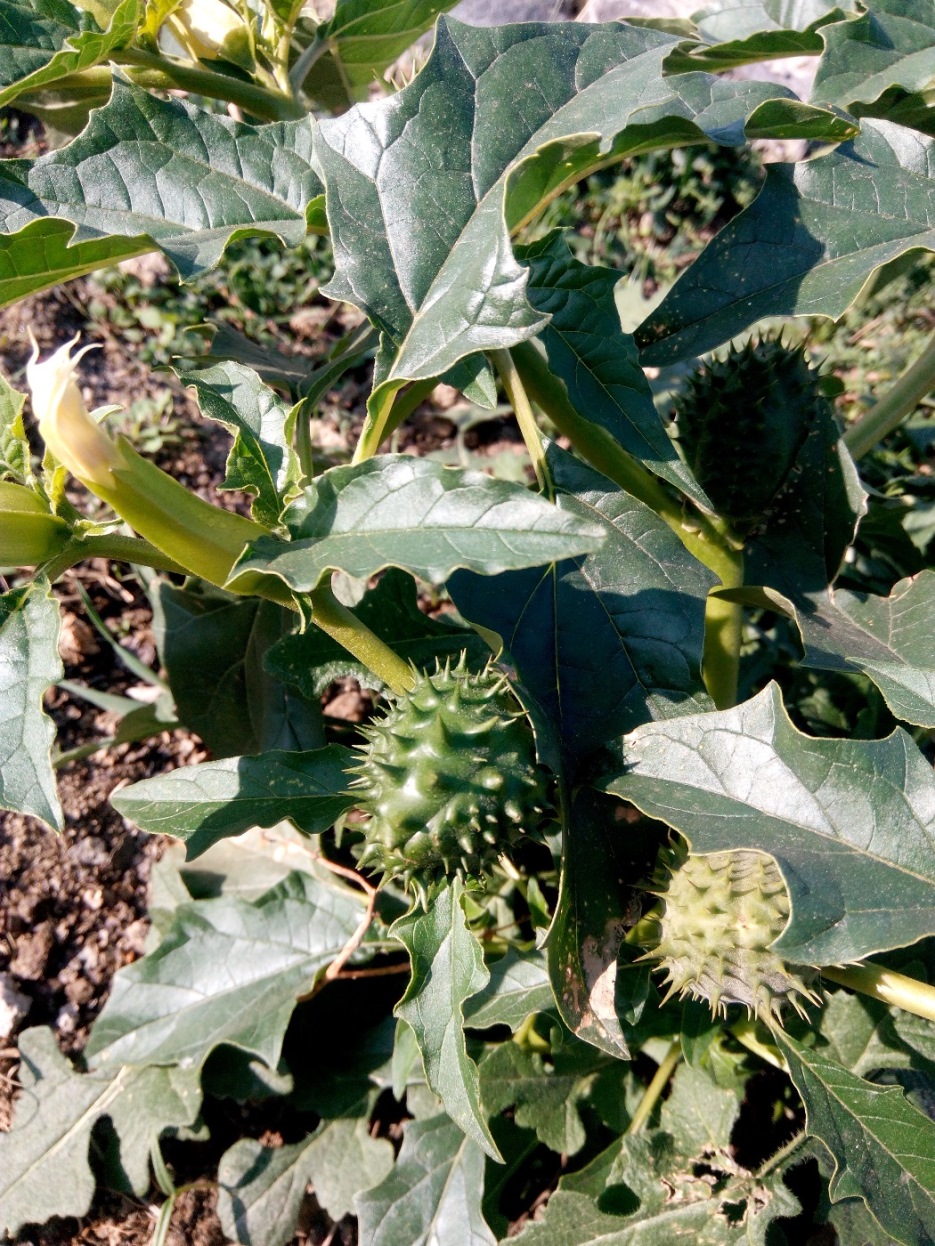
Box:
491;348;553;498
310;582;414;695
117;48;304;120
627;1039;682;1135
843;326;935;461
703;579;744;710
823;962;935;1025
42;533;189;582
510;341;740;580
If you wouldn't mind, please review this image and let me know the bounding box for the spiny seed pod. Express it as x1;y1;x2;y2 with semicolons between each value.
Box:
639;840;819;1025
676;337;829;528
350;655;550;895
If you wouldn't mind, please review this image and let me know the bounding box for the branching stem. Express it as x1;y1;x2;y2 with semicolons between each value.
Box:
117;48;305;120
627;1039;682;1134
843;326;935;461
42;533;189;582
823;961;935;1024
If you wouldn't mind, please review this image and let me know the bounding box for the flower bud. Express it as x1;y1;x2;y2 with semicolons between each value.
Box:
164;0;254;70
0;481;70;566
26;337;275;591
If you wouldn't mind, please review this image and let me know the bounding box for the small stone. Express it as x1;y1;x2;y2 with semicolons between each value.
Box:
0;974;31;1040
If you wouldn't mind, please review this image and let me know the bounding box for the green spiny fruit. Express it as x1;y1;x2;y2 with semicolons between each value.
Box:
676;337;829;528
639;840;819;1025
350;655;550;894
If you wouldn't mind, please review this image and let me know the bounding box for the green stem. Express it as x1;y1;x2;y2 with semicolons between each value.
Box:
54;737;117;768
627;1039;682;1135
843;326;935;461
289;34;329;94
509;341;740;580
310;582;414;696
41;533;189;582
352;378;438;464
756;1129;806;1179
491;349;552;498
823;962;935;1025
116;48;304;120
703;580;744;710
730;1018;785;1071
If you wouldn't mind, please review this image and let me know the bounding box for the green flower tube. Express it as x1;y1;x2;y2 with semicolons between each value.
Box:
0;480;70;566
27;336;274;591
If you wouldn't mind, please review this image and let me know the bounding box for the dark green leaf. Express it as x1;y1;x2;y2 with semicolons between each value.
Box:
178;362;301;529
315;17;849;451
392;880;499;1159
0;581;62;831
817;990;914;1078
479;1040;605;1155
0;0;141;107
355;1113;496;1246
0;1027;200;1237
155;582;323;759
265;568;488;699
0;218;150;312
659;1062;740;1154
516;231;708;506
812;0;935;133
547;789;647;1060
303;0;460;110
638;120;935;365
0;79;322;278
602;681;935;965
218;1121;393;1244
511;1099;798;1245
85;871;369;1071
776;1028;935;1246
667;0;845;73
449;447;713;766
463;947;554;1033
233;455;606;591
111;745;355;858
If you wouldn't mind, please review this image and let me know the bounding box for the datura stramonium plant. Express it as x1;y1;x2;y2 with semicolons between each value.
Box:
26;335;269;587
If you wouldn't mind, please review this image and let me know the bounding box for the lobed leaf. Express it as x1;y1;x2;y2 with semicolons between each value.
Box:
0;1027;200;1237
111;745;356;858
667;0;847;73
0;580;62;831
218;1120;393;1244
776;1028;935;1246
355;1113;496;1246
85;871;370;1071
232;455;606;592
602;681;935;965
0;368;30;484
0;79;323;279
392;880;499;1159
0;0;141;107
178;363;301;529
639;118;935;365
314;16;851;450
463;947;554;1033
449;446;714;767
